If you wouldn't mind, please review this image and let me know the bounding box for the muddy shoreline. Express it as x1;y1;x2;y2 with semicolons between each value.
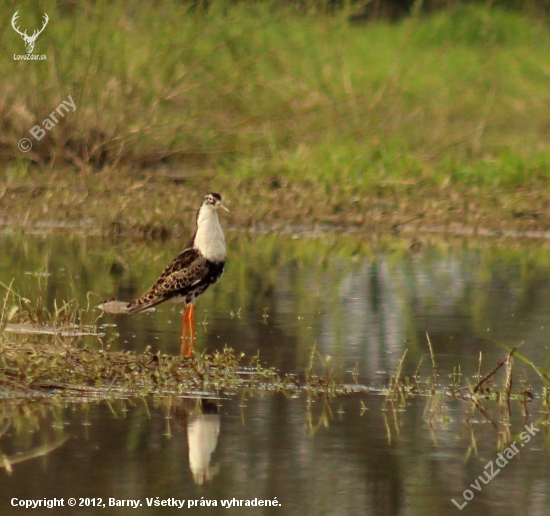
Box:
1;171;550;240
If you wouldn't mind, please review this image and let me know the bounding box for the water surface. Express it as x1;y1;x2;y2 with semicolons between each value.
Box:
1;231;550;515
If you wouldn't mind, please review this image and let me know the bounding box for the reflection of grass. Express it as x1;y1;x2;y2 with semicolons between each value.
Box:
380;339;550;450
3;5;550;230
0;399;69;475
1;435;69;475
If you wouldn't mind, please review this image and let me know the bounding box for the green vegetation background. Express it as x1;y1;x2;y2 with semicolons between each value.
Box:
2;0;550;229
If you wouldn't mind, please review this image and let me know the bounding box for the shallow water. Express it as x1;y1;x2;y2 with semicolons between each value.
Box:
1;231;550;515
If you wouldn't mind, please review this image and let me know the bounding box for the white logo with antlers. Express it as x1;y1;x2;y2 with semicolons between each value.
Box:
11;11;49;55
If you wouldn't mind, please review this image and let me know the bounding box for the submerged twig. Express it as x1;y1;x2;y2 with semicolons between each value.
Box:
426;333;438;392
473;347;517;394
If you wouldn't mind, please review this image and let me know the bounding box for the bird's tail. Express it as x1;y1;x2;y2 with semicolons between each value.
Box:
98;299;131;314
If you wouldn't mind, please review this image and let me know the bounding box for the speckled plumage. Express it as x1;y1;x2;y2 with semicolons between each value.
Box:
100;193;227;316
126;248;225;313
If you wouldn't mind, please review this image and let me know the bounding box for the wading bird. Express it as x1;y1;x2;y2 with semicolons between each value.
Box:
100;193;228;356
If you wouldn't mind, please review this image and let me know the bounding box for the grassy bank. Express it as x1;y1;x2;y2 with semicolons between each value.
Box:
2;2;550;231
3;168;550;237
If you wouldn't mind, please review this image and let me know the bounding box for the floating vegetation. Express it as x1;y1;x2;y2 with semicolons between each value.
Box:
0;336;286;399
0;288;359;399
0;322;549;416
0;328;549;479
0;275;549;456
0;334;370;400
379;337;550;452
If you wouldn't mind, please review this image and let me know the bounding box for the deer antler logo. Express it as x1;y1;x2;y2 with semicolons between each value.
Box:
11;11;49;54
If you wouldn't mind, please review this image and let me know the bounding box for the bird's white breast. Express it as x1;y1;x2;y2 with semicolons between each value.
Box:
194;208;226;263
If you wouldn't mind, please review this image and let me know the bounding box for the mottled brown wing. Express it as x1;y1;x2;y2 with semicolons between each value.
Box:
157;246;200;280
127;248;208;314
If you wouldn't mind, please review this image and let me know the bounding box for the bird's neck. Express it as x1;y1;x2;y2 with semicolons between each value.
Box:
194;208;226;263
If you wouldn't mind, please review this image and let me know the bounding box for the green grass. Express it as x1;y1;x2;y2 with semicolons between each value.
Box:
2;3;550;176
2;2;550;229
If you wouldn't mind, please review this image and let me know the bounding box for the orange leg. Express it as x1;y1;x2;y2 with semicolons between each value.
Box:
188;304;195;356
181;305;191;356
181;304;196;357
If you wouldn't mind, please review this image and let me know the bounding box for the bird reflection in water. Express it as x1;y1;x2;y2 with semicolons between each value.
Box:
169;398;221;485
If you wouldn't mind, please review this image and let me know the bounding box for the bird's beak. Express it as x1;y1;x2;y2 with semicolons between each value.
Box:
220;202;230;212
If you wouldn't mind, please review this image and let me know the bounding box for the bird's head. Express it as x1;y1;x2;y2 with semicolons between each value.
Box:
203;193;229;212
